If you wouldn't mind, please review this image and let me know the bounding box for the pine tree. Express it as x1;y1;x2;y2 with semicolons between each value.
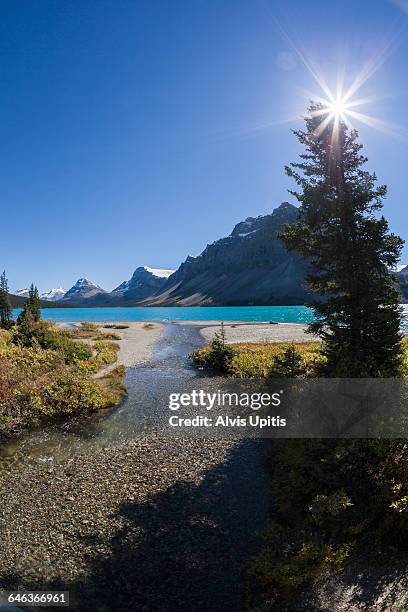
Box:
27;283;41;322
17;283;41;325
280;102;404;377
0;270;13;329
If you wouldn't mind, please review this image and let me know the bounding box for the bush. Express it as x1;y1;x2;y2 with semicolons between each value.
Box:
29;370;108;415
249;524;351;603
37;331;93;363
98;331;121;340
191;323;235;373
269;344;306;377
80;321;98;330
0;322;124;437
248;438;408;607
193;341;323;378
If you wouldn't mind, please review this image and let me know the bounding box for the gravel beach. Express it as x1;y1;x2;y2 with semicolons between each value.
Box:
194;320;316;344
0;321;271;612
0;435;269;611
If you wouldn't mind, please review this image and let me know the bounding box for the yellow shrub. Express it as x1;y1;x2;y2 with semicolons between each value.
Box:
0;325;124;436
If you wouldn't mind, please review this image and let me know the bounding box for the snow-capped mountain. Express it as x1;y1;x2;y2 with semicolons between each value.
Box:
112;280;130;294
113;267;175;293
143;202;312;306
112;266;175;301
15;288;30;298
40;287;66;301
62;278;107;302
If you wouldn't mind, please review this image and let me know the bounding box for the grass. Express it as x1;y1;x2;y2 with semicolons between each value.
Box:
103;323;129;330
142;323;155;329
96;365;127;405
57;325;121;341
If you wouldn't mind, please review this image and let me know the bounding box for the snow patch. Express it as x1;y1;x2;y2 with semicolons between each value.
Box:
41;287;66;301
15;288;30;297
144;266;175;278
237;230;257;238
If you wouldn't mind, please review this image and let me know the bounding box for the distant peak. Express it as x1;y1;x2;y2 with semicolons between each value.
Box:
75;277;100;287
15;288;30;297
41;287;66;301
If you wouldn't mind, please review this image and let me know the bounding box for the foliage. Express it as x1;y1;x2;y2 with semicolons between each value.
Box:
192;340;323;378
96;365;127;405
191;322;235;373
90;340;119;369
80;321;98;330
17;284;41;326
269;344;307;377
29;370;108;415
98;331;121;340
248;438;408;607
0;271;13;329
0;319;124;438
279;103;404;377
37;329;93;363
249;523;351;600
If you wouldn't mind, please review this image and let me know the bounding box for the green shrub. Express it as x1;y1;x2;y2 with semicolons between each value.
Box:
98;331;121;340
80;321;98;330
30;371;108;414
269;344;306;377
37;331;92;363
191;322;235;373
248;438;408;607
249;524;351;604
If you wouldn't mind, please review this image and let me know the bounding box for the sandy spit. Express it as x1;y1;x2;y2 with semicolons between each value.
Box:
185;320;318;345
67;321;164;367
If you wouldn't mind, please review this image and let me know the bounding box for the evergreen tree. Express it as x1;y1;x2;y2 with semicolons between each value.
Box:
28;283;41;322
0;270;13;329
280;102;404;377
17;283;41;325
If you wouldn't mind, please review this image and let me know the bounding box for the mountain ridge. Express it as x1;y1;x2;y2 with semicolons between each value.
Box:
11;204;408;307
140;202;312;306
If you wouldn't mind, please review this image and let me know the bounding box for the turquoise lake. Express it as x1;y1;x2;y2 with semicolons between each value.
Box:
12;305;315;324
11;304;408;328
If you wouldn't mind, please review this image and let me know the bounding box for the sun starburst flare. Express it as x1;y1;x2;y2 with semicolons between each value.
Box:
262;12;408;143
307;81;408;144
293;45;407;142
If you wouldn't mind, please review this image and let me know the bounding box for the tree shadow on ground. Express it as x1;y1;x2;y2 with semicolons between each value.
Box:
1;439;271;612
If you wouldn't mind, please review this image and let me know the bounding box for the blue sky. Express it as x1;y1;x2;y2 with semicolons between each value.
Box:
1;0;408;293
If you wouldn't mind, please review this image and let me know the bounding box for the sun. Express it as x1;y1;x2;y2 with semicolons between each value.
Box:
304;68;404;141
327;97;349;119
310;94;354;137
